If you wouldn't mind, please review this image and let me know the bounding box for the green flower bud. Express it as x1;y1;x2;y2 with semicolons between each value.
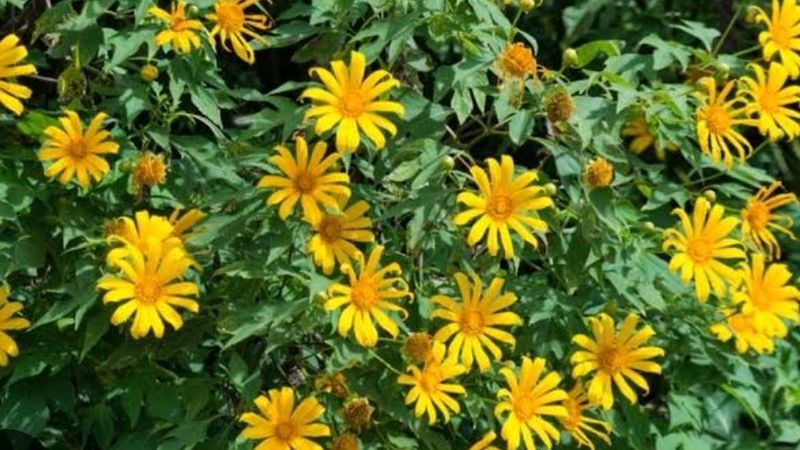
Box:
563;48;579;67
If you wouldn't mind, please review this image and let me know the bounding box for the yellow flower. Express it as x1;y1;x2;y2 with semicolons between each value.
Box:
0;285;30;367
140;64;159;82
301;51;405;153
257;136;350;222
741;181;798;259
240;387;330;450
97;243;200;339
710;309;776;354
324;246;411;347
560;384;612;450
570;313;664;410
741;63;800;140
207;0;271;64
149;1;204;54
498;42;538;79
732;253;800;338
307;199;373;275
470;431;501;450
663;197;746;302
38;110;120;188
431;272;522;373
454;155;553;259
695;77;754;170
495;356;567;450
132;152;167;192
106;211;184;264
0;34;36;115
754;0;800;78
584;158;613;188
397;340;467;425
169;208;206;241
622;114;677;161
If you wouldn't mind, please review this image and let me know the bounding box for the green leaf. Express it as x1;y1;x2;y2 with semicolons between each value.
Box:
673;20;721;52
574;40;623;68
508;110;534;145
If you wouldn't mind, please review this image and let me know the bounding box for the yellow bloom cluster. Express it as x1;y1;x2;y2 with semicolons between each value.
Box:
96;209;205;339
0;285;30;367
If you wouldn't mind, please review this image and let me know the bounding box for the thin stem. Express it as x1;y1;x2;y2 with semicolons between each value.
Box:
368;350;404;376
712;6;742;56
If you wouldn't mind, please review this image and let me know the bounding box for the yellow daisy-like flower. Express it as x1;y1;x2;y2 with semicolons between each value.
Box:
257;136;350;223
38;110;120;188
106;211;184;263
560;384;612;450
622;114;677;161
149;1;205;55
495;356;568;450
570;313;665;410
301;51;405;153
97;243;200;339
431;272;522;373
695;77;754;170
754;0;800;78
206;0;271;65
169;208;206;241
397;340;467;425
324;246;411;347
741;63;800;140
454;155;553;259
306;198;374;275
132;151;167;192
732;253;800;338
469;431;501;450
0;34;37;116
662;197;746;302
498;42;538;79
710;309;776;355
240;387;330;450
741;181;798;259
0;285;30;367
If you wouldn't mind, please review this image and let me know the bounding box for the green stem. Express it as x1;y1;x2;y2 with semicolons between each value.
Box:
712;7;742;56
368;350;404;376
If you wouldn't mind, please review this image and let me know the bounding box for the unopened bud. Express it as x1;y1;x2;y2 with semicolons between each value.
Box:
563;48;579;67
703;189;716;202
140;64;159;82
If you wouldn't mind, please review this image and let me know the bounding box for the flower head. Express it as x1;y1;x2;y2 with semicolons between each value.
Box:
663;197;746;302
0;285;31;367
257;136;350;222
206;0;271;64
314;372;349;399
754;0;800;78
97;242;199;339
732;254;800;338
404;332;433;362
240;387;330;450
495;356;567;450
695;77;755;170
741;63;800;140
469;431;501;450
560;384;612;450
132;152;167;192
106;211;184;264
498;42;538;79
397;341;466;424
544;88;575;123
431;272;522;372
570;313;664;410
0;34;37;115
342;397;374;432
710;309;776;354
38;110;119;188
331;433;360;450
169;208;206;241
301;51;405;153
324;246;411;347
149;1;204;54
584;158;613;188
307;199;373;275
622;114;677;161
455;155;553;259
741;181;798;259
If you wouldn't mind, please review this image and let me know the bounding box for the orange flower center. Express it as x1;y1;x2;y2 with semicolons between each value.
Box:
275;422;296;441
136;277;162;303
487;191;514;219
687;237;713;263
319;216;343;241
295;172;315;192
770;22;793;49
216;4;245;31
170;12;192;32
599;346;624;373
460;308;485;335
758;89;781;114
419;366;442;393
513;394;537;420
340;91;366;117
704;105;732;135
744;201;771;231
67;139;89;160
562;397;583;429
351;279;378;310
728;314;753;333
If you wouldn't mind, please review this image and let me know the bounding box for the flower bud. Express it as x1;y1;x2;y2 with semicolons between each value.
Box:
543;183;557;196
331;433;360;450
703;189;716;202
440;155;455;171
562;48;579;67
140;64;159;82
